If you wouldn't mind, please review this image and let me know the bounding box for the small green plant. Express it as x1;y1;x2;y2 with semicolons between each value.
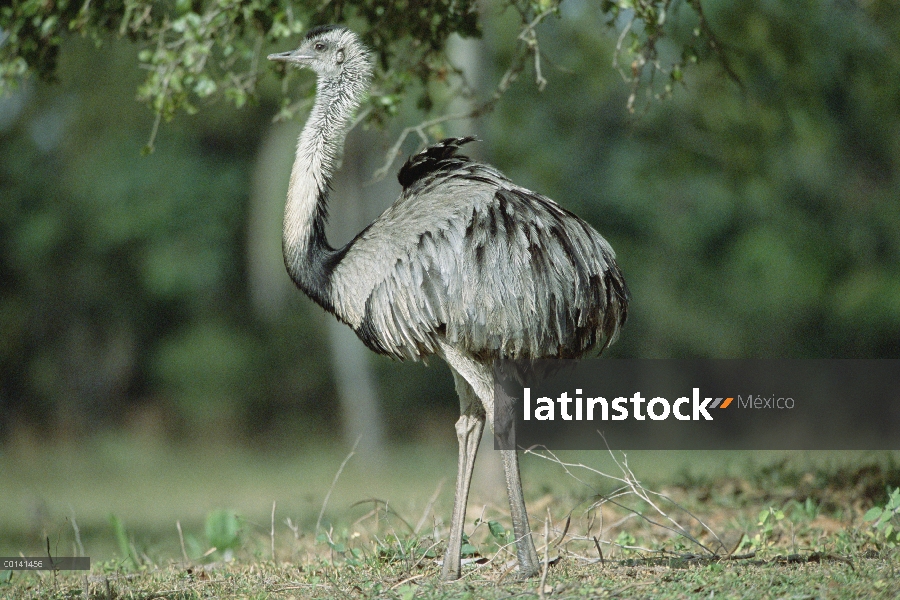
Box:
394;583;417;600
460;532;478;557
863;487;900;548
614;531;637;555
205;509;242;560
109;514;140;568
754;507;786;549
317;531;366;565
487;520;510;545
471;518;511;552
789;497;819;522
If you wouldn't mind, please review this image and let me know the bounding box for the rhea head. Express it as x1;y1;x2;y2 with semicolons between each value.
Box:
267;25;372;85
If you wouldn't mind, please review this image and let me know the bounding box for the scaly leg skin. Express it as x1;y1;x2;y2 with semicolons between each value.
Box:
502;448;541;579
442;376;486;581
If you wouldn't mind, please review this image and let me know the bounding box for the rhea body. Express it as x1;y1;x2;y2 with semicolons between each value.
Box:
268;26;629;580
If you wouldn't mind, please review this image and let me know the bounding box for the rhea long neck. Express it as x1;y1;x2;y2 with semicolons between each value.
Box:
283;71;364;314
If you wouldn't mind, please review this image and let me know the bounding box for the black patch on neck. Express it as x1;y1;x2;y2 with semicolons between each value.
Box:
397;136;478;189
283;196;353;315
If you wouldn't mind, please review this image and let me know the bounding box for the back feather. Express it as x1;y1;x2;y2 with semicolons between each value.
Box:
397;137;479;189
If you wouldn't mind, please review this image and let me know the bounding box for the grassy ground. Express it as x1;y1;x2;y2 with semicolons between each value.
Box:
2;439;899;598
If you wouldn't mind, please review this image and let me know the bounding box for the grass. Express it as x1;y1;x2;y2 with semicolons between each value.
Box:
2;438;900;598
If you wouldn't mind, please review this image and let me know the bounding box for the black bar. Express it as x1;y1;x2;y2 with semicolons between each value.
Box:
493;359;900;450
1;557;90;570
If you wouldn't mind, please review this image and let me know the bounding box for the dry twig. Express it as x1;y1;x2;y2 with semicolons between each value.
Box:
317;435;362;534
524;441;727;556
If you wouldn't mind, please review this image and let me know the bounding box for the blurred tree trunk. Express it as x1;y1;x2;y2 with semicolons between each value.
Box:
324;128;388;458
246;121;297;320
248;120;386;457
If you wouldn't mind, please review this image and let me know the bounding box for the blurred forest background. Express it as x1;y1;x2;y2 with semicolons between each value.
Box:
1;0;899;455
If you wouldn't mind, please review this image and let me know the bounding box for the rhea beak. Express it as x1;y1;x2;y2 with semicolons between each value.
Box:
267;50;315;63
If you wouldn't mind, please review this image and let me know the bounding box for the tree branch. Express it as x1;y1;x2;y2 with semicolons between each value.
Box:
370;5;557;182
687;0;744;91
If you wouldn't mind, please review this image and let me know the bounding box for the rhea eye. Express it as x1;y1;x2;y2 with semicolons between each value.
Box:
314;42;326;51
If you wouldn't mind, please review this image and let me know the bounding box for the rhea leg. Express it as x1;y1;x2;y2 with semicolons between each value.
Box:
501;448;541;578
439;344;540;580
442;370;485;581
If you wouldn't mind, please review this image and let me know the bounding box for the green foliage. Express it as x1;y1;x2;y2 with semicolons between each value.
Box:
0;0;741;149
459;532;478;557
395;583;417;600
0;56;281;437
109;514;139;568
1;0;485;149
789;497;819;522
754;506;785;548
487;519;510;544
863;488;900;548
614;530;637;553
205;509;243;555
600;0;727;111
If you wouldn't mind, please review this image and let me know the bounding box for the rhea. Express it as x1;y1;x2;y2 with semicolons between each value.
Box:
268;26;628;580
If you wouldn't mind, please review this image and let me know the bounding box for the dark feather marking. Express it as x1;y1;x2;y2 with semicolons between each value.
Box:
357;295;392;356
397;136;478;189
465;174;497;186
495;190;517;242
305;24;343;41
487;204;499;236
464;206;478;239
474;243;485;268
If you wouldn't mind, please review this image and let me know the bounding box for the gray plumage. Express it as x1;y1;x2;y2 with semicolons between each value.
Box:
268;26;629;581
353;139;628;360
